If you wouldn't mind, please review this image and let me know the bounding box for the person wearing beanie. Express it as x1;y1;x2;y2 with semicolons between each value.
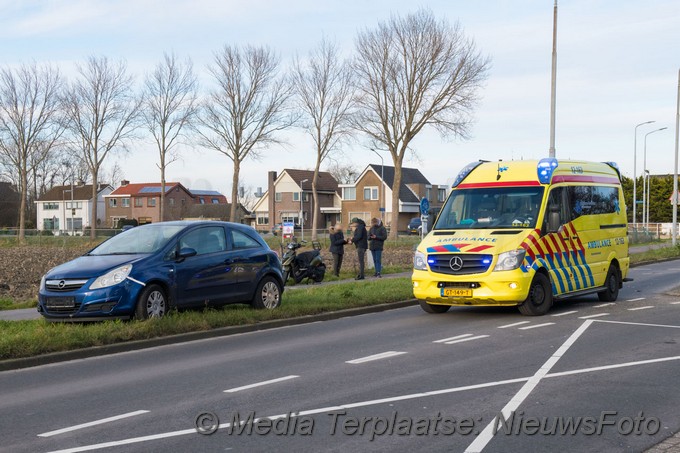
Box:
329;222;347;277
348;217;368;280
368;217;387;277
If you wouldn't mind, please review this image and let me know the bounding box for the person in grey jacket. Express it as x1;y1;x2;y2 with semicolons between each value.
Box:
348;217;368;280
368;217;387;277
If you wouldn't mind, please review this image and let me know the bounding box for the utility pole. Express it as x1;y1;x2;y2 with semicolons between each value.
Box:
673;69;679;246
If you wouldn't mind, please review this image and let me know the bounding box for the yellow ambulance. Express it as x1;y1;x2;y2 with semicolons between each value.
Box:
412;158;630;315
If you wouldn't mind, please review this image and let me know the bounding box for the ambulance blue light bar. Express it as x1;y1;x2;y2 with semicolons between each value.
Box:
537;158;559;184
452;161;486;188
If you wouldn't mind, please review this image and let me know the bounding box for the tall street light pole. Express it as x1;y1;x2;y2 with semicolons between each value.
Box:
300;178;308;240
673;69;680;246
369;148;385;223
548;0;558;158
643;127;667;231
633;120;655;230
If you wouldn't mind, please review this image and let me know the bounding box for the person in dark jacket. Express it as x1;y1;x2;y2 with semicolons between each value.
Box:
348;217;368;280
368;217;388;277
328;223;347;277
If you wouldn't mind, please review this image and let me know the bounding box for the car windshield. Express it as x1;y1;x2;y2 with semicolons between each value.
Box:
434;186;545;230
89;224;185;255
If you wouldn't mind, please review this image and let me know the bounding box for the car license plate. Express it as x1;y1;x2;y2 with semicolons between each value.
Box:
45;297;76;308
441;288;472;297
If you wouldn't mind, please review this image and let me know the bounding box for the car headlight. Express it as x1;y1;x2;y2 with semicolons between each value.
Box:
494;249;526;271
414;250;428;271
40;275;46;291
89;264;133;290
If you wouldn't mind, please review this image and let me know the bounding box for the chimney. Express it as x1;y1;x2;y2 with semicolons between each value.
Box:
121;180;129;187
268;171;277;225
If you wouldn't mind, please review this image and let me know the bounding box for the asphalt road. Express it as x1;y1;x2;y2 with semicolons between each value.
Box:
0;259;679;452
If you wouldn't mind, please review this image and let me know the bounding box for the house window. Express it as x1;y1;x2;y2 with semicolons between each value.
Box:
122;198;130;208
363;186;378;201
65;201;83;209
109;198;117;208
148;197;156;207
66;218;83;230
256;213;269;225
438;188;447;202
426;188;431;200
199;197;205;204
43;217;59;230
293;192;300;202
134;197;143;207
342;187;356;200
43;202;59;210
275;192;282;202
211;198;219;204
169;198;175;206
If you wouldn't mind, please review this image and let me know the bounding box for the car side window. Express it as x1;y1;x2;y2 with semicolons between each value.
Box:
230;230;261;250
179;226;227;255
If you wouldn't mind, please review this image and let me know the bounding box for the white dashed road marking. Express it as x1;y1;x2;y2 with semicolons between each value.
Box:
433;334;473;343
443;335;490;345
626;298;646;302
578;313;610;319
346;351;407;364
38;410;149;437
224;375;299;393
628;306;654;311
593;303;615;308
551;310;578;317
518;323;555;330
497;321;531;329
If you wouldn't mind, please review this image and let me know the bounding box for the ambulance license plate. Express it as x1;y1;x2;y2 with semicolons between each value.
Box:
441;288;472;297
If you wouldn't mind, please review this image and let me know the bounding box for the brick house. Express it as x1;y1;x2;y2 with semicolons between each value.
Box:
104;181;229;227
248;169;341;232
341;164;449;232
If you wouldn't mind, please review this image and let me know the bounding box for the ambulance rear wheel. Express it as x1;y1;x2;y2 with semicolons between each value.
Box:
519;273;553;316
419;300;450;314
597;264;620;302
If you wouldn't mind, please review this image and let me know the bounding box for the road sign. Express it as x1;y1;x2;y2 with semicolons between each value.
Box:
420;197;430;215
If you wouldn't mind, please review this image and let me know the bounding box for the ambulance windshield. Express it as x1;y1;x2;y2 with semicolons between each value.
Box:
434;187;545;230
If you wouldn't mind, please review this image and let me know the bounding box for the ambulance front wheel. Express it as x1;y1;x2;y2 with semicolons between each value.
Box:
419;300;451;314
518;272;553;316
597;264;620;302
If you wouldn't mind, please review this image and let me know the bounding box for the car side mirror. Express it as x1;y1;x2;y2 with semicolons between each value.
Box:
176;247;197;261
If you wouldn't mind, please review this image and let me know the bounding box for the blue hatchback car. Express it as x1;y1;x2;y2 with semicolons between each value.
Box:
38;221;284;320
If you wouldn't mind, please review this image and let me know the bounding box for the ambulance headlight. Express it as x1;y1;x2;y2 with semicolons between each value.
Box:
494;249;526;271
414;250;428;270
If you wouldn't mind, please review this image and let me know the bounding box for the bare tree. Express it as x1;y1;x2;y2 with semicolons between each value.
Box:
326;158;359;185
63;56;141;239
292;38;355;239
198;45;294;222
0;62;65;240
142;52;198;221
353;9;489;238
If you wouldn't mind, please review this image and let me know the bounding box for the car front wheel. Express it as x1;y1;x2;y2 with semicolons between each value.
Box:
252;276;282;309
134;284;167;320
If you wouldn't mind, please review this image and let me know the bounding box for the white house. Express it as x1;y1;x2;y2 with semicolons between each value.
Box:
35;183;113;234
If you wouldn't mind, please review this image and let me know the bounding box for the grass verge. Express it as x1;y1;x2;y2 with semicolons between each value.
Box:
0;278;413;361
630;244;680;264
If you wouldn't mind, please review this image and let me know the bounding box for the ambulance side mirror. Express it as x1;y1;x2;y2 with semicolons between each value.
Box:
547;206;561;233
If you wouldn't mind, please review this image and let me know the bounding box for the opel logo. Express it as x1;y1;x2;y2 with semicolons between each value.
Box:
449;256;464;271
58;280;66;289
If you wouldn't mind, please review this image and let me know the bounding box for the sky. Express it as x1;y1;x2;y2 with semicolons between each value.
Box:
2;0;679;200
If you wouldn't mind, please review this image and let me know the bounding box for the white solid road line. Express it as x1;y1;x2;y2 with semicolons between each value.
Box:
444;335;489;345
464;320;595;453
628;306;654;311
224;375;299;393
47;352;680;453
518;323;555;330
345;351;407;364
497;321;531;329
578;313;610;319
626;298;646;302
38;410;149;438
551;310;578;317
671;302;680;305
593;303;615;308
433;334;473;343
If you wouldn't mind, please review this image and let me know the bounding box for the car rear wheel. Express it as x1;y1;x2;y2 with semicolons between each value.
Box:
252;276;282;309
419;300;450;314
134;284;167;320
597;264;620;302
518;272;553;316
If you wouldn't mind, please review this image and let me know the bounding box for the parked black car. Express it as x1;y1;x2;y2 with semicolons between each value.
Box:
38;221;284;320
407;217;422;235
